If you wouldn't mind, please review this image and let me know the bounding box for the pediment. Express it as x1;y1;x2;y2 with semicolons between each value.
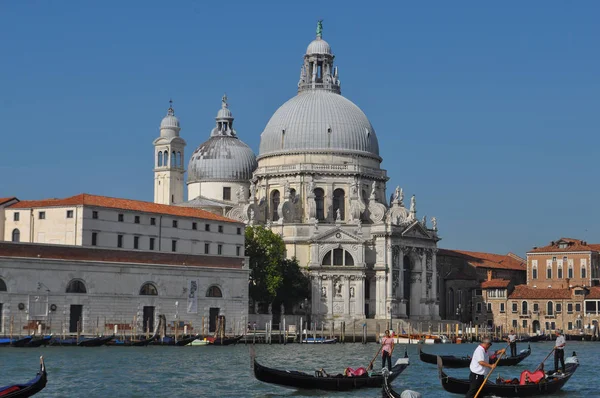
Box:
401;221;432;239
310;226;364;244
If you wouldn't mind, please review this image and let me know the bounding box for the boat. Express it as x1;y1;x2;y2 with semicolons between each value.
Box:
26;336;52;348
174;335;200;346
519;334;548;343
188;338;210;346
77;336;114;347
11;337;33;348
206;335;243;346
382;368;421;398
0;356;47;397
438;352;579;396
251;347;410;391
419;344;531;368
301;337;337;344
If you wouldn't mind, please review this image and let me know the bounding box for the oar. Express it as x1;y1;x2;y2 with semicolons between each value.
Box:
534;347;555;372
367;344;383;371
474;343;509;398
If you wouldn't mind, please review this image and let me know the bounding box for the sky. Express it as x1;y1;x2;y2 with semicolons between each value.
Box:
1;1;599;257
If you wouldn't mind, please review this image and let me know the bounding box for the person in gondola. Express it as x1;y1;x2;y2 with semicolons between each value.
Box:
506;330;517;357
465;337;505;398
554;330;566;373
381;330;395;370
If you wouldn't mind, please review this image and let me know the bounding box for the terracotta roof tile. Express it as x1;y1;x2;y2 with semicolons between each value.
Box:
438;249;526;271
481;279;510;289
529;238;600;253
0;242;244;269
0;197;18;206
8;194;240;224
509;285;572;299
586;287;600;300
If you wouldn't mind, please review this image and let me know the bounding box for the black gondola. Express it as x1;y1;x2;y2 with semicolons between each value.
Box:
251;347;410;391
0;356;47;397
26;336;52;348
77;336;114;347
11;337;33;348
437;352;579;397
381;368;401;398
519;335;548;343
207;335;243;346
419;344;531;368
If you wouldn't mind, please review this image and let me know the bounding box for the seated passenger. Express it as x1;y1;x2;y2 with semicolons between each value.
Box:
519;363;545;385
344;367;367;377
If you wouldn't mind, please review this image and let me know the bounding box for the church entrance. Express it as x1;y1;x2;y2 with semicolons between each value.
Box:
532;320;540;333
69;304;83;333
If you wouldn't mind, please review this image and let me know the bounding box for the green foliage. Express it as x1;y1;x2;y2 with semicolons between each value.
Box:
245;226;310;308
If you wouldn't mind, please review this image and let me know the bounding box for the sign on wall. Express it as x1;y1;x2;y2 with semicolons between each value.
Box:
187;279;199;314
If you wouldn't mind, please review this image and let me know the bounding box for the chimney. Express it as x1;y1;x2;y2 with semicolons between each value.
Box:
487;269;492;281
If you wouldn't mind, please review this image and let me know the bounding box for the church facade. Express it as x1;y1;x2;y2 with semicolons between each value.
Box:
155;22;441;321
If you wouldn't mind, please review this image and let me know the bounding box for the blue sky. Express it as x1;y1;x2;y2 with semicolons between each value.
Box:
1;1;599;256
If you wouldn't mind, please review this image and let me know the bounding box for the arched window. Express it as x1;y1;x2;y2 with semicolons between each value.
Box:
206;285;222;297
0;278;6;292
163;150;168;166
11;229;20;243
270;190;280;221
157;151;163;167
177;151;182;167
321;249;355;266
521;301;528;315
332;189;345;220
139;283;158;296
314;188;325;221
66;279;87;294
547;301;554;316
171;151;176;167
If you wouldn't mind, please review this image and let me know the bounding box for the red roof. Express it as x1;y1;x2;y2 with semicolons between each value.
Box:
586;287;600;299
0;242;244;269
8;194;239;224
529;238;600;253
438;249;526;271
0;197;17;206
481;279;510;289
509;285;572;299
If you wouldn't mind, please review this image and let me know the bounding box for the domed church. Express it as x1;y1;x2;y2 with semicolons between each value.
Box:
153;22;440;321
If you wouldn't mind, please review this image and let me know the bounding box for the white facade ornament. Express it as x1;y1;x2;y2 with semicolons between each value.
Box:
370;181;377;200
393;186;404;204
432;217;437;231
350;286;355;298
335;208;341;222
422;215;427;228
410;195;416;215
321;286;327;298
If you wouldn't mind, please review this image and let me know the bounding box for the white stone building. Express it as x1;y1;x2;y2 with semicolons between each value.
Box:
160;23;441;322
0;242;248;336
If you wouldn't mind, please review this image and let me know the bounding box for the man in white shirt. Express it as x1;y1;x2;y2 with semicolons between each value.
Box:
465;337;505;398
554;330;566;373
506;330;517;357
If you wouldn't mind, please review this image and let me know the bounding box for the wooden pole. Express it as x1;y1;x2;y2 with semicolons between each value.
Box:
473;344;509;398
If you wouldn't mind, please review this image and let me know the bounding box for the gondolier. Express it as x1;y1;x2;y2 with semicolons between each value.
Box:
554;330;566;373
381;330;395;370
506;330;517;357
465;337;505;398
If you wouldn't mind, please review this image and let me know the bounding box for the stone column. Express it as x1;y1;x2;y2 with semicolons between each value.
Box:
398;247;407;317
432;249;438;302
328;278;334;317
356;276;365;316
312;275;320;317
386;243;393;302
345;276;351;315
421;250;427;300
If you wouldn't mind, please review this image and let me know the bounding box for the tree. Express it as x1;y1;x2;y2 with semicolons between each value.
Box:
245;226;310;309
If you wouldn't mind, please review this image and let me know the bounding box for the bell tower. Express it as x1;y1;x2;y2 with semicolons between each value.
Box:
153;100;186;205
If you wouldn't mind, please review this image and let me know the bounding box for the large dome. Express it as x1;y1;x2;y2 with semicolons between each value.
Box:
258;90;380;159
188;136;257;182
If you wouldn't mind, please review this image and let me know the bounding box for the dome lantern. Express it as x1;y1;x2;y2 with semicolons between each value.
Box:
160;99;181;138
299;20;340;94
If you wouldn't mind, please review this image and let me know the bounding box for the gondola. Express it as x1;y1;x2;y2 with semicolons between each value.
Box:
206;335;243;346
519;335;548;343
11;337;33;348
302;337;337;344
437;352;579;397
26;336;52;348
251;347;410;391
419;344;531;368
0;356;47;397
77;336;114;347
381;368;402;398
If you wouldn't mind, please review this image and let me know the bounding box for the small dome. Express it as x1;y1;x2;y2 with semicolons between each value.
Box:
188;136;257;182
217;107;233;120
160;104;180;138
306;38;331;55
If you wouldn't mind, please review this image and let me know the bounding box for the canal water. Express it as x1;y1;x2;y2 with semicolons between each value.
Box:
0;341;594;397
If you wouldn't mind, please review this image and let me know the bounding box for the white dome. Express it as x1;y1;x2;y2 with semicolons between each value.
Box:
306;38;331;55
258;90;379;159
160;106;180;138
188;136;257;182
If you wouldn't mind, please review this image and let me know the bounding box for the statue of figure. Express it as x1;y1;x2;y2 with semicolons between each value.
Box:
335;281;342;296
336;209;341;222
307;181;315;195
316;19;323;38
432;217;437;231
394;186;401;201
356;219;363;234
321;286;327;298
221;93;228;108
351;180;358;195
410;195;416;212
370;181;377;198
313;218;319;231
422;215;427;227
350;286;355;298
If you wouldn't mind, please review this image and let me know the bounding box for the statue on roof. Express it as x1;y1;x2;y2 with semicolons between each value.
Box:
221;93;228;108
316;20;323;38
432;216;437;231
410;195;416;213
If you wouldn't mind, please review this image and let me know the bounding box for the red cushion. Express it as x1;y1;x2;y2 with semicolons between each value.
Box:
0;386;22;396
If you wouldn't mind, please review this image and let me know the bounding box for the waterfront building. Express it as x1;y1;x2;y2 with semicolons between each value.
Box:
0;242;248;336
437;249;526;323
162;22;442;322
